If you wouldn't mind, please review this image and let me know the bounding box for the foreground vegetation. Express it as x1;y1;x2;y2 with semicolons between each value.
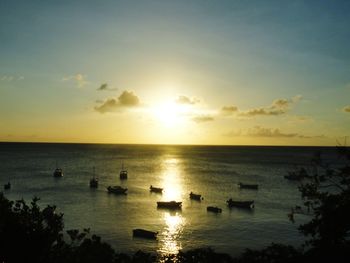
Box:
1;146;349;262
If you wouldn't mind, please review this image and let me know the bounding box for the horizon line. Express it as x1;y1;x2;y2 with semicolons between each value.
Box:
0;140;344;148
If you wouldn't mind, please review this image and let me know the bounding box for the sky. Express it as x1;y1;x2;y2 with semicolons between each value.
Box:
0;0;349;146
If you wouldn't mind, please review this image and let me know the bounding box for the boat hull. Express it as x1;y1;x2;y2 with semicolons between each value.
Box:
107;186;127;195
133;229;158;239
207;206;222;213
150;186;163;193
227;199;254;209
157;201;182;209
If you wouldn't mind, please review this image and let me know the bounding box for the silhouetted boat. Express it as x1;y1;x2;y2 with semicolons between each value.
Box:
227;198;254;209
133;229;158;239
207;206;222;213
89;167;98;188
107;186;127;195
53;168;63;178
189;192;203;201
150;185;163;193
4;182;11;190
238;182;259;190
119;163;128;180
157;201;182;209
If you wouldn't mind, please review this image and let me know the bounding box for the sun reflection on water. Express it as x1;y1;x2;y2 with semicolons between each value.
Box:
158;157;186;256
161;158;183;201
158;211;185;255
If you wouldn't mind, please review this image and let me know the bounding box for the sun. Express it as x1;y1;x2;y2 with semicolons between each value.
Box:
153;101;187;128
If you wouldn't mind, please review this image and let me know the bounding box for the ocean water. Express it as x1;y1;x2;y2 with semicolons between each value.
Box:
0;143;340;256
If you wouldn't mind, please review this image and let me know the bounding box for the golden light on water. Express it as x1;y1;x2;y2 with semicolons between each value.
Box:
158;157;186;255
158;212;185;255
161;158;183;201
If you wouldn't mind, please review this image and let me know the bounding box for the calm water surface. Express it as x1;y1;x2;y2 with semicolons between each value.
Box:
0;143;340;256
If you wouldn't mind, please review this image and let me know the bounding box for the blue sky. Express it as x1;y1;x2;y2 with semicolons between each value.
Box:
1;0;349;145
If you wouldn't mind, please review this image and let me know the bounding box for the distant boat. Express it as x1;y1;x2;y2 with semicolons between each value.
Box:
133;229;158;240
119;163;128;180
53;168;63;178
89;167;98;188
150;185;163;193
189;192;203;201
238;182;259;190
4;182;11;190
157;201;182;209
107;185;127;195
227;198;254;209
207;206;222;213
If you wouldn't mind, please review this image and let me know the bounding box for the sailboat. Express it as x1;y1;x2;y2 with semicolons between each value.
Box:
53;162;63;178
89;167;98;188
119;162;128;180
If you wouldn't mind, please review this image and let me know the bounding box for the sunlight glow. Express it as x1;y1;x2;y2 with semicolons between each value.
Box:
152;101;188;128
159;212;185;255
161;158;183;201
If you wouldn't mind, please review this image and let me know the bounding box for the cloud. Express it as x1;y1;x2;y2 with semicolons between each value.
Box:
175;95;200;105
94;90;140;113
97;83;118;91
1;75;24;81
221;105;238;116
192;115;215;123
224;125;324;139
238;96;302;117
62;73;88;88
343;105;350;113
97;83;108;91
247;126;303;138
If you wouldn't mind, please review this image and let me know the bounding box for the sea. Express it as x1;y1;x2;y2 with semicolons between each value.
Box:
0;143;342;257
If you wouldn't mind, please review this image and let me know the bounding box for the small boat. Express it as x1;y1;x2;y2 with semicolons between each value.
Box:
207;206;222;213
89;167;98;188
189;192;203;201
157;201;182;209
150;185;163;193
133;229;158;239
227;198;254;209
107;185;127;195
4;182;11;190
53;168;63;178
119;163;128;180
238;182;259;190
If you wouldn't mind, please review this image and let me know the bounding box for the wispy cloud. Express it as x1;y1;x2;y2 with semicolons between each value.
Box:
1;75;24;81
192;115;215;123
62;73;88;88
221;95;302;118
97;83;118;91
220;105;238;116
175;95;200;105
343;105;350;113
225;125;324;139
94;90;140;113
